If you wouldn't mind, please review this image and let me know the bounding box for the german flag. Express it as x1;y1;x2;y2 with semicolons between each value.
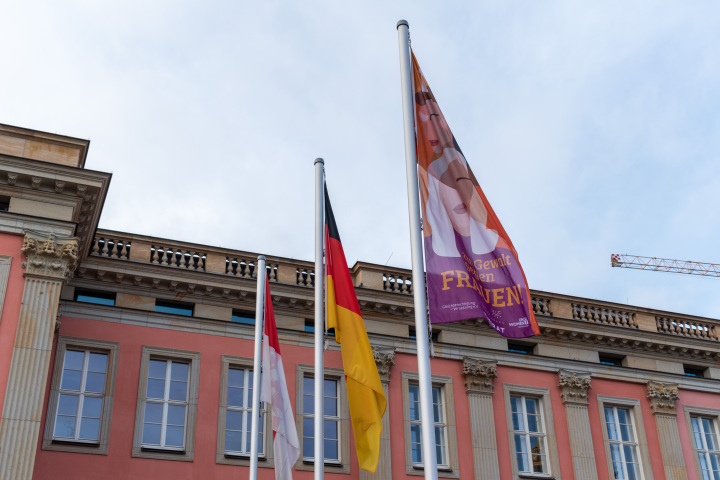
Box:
324;187;387;473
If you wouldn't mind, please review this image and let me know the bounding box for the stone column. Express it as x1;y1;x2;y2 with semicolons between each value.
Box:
0;231;78;480
360;346;395;480
646;381;688;480
558;370;598;480
463;357;500;480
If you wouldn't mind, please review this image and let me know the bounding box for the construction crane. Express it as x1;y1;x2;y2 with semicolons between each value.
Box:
610;254;720;277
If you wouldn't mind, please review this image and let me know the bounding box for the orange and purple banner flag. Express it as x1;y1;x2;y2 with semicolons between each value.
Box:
412;51;540;338
324;187;387;472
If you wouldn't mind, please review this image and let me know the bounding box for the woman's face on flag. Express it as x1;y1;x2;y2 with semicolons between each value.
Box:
433;150;488;230
417;92;453;153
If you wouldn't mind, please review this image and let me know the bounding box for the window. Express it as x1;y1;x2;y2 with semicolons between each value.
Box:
402;372;459;477
217;356;274;467
597;396;652;480
684;406;720;480
684;365;707;378
294;365;349;474
599;354;624;367
42;336;119;455
74;290;116;306
691;416;720;480
302;376;340;463
604;406;641;479
510;395;549;475
0;195;9;212
508;342;535;355
155;301;193;316
408;384;448;467
132;346;200;461
304;320;315;333
231;311;255;325
504;385;561;479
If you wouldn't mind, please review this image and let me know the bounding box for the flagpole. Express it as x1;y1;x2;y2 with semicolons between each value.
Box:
396;20;439;480
249;255;267;480
314;158;325;480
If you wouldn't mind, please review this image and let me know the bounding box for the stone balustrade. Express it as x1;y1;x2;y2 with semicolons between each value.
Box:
87;229;720;343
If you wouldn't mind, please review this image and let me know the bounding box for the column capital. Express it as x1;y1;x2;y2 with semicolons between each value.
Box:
558;370;592;405
462;357;497;395
646;381;679;415
372;346;395;382
21;230;79;280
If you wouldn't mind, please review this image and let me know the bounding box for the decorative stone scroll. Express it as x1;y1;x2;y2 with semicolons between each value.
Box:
21;230;79;279
558;370;592;405
462;358;497;395
647;381;680;415
372;346;395;382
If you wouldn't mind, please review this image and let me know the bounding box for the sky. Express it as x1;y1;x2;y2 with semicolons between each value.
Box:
2;1;720;319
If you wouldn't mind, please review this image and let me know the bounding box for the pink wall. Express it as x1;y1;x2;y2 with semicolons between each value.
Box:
588;378;666;480
34;316;359;480
0;232;26;417
493;366;575;480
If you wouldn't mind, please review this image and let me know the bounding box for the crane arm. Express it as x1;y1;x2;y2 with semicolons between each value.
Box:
610;254;720;277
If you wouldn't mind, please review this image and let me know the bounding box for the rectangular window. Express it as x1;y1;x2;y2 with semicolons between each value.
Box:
408;384;448;467
42;337;119;455
294;365;349;474
599;354;624;366
598;396;652;480
0;195;9;212
510;395;548;475
225;367;265;456
133;346;200;461
231;311;255;325
684;365;707;378
54;349;108;442
304;320;315;333
691;416;720;480
155;301;193;316
301;375;340;463
141;360;189;450
402;372;459;477
507;342;535;355
604;406;641;479
74;290;116;306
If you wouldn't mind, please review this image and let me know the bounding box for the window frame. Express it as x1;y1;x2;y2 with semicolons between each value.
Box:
597;395;653;480
402;371;459;478
684;405;720;480
510;395;550;476
216;355;275;467
294;364;350;474
42;336;119;455
0;255;11;325
132;346;200;461
503;384;561;480
603;405;643;480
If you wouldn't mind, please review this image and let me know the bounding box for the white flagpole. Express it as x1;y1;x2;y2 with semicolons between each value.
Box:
249;255;267;480
314;158;325;480
396;20;439;480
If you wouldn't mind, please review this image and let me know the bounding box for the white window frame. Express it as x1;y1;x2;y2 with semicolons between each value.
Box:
142;359;189;450
132;346;200;461
510;395;550;476
684;406;720;480
503;384;561;480
402;371;459;478
603;405;643;480
294;364;350;474
597;395;653;480
216;355;275;467
42;336;119;455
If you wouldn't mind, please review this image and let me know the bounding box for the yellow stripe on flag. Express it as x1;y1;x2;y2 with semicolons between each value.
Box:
327;275;386;472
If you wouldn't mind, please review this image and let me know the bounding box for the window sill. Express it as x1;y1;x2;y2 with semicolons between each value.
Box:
225;453;267;461
303;460;342;466
413;465;453;472
518;474;554;480
52;439;100;447
141;446;186;455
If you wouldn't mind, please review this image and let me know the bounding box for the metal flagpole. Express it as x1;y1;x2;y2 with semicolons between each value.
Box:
396;20;439;480
249;255;267;480
314;158;325;480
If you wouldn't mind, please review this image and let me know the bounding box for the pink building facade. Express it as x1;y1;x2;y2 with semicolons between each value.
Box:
0;124;718;480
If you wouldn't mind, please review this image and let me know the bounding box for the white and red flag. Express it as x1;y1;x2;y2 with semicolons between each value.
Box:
260;277;300;480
